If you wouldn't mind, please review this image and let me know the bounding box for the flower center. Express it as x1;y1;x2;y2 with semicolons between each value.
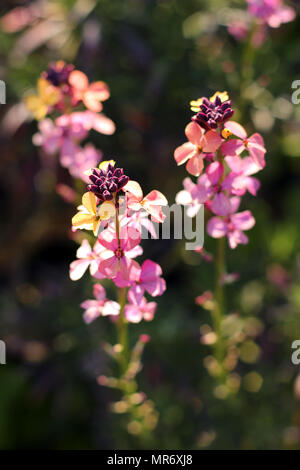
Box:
114;248;124;259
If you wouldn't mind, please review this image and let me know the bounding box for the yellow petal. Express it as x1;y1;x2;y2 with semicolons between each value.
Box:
99;201;116;220
72;212;96;227
99;160;116;171
38;78;59;106
93;219;101;236
82;191;97;215
189;98;203;112
210;91;228;103
25;95;48;120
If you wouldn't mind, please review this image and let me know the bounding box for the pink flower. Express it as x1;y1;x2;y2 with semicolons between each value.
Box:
81;284;120;324
207;197;256;249
174;121;222;176
120;211;158;239
63;144;102;182
33;115;88;161
97;227;142;280
70;111;115;136
221;121;266;169
69;239;106;281
68;70;110;112
175;177;203;217
124;298;157;323
247;0;296;28
123;260;166;304
228;20;249;41
222;155;261;196
123;181;168;223
176;162;231;217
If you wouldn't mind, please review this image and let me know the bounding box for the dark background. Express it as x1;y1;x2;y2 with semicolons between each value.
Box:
0;0;300;449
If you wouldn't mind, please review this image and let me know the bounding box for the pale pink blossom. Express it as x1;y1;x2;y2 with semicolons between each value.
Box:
97;227;142;280
175;177;203;217
124;297;157;323
207;197;255;249
123;181;168;223
69;239;106;281
247;0;296;28
33;115;87;160
222;155;261;196
174;121;222;176
221;121;266;169
81;284;120;324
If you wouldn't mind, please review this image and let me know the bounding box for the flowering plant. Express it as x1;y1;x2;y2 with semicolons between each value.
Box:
175;91;266;393
70;159;168;434
25;61;115;189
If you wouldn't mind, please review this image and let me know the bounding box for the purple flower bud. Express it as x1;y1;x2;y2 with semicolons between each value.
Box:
88;162;130;201
45;61;74;86
192;93;234;131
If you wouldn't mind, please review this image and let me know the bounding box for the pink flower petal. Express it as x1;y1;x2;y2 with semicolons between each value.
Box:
70;259;90;281
225;121;247;139
202;130;222;152
93;283;106;301
186;154;204;176
185;121;203;145
231;210;255;231
174;142;195;165
124;304;143;323
221;139;245;157
206;161;224;185
211;193;231;216
102;300;120;317
76;239;92;259
207;217;228;238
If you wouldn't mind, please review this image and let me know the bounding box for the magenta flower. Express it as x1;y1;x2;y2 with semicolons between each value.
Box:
122;260;167;304
124;298;157;324
97;227;142;280
221;121;266;169
247;0;296;28
69;239;107;281
207;197;256;249
81;284;120;324
222;155;261;196
174;121;222;176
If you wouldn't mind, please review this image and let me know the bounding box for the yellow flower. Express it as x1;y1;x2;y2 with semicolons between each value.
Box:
25;78;60;120
190;91;229;113
72;192;115;235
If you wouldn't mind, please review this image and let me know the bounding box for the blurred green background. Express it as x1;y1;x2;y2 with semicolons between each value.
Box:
0;0;300;449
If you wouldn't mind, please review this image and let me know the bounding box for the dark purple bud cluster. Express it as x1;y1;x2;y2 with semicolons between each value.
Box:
87;163;129;201
192;95;234;131
45;62;74;87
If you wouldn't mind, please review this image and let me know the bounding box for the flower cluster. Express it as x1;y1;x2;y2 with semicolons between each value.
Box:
70;160;168;324
175;91;266;249
227;0;296;44
25;61;115;184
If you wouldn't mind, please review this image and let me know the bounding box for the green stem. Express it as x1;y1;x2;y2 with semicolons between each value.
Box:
212;236;226;368
117;287;128;370
115;196;129;372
